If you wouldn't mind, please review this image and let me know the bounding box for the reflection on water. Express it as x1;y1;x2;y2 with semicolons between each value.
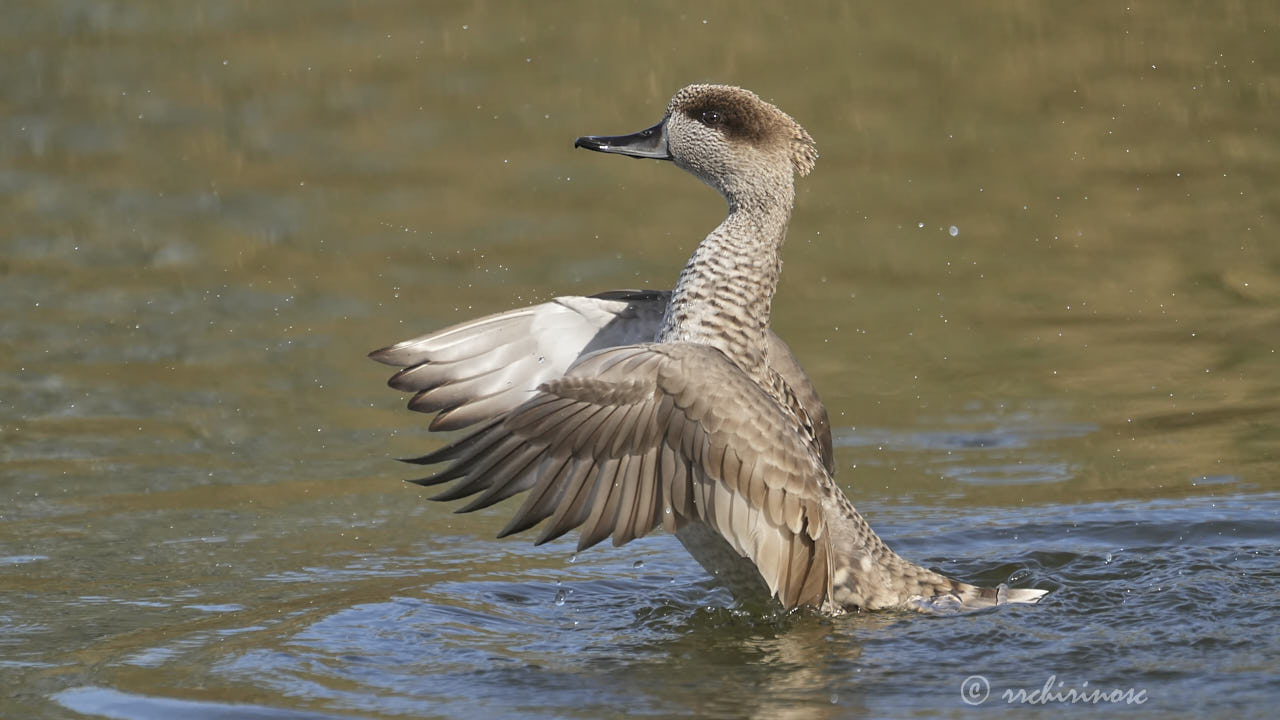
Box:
3;1;1279;718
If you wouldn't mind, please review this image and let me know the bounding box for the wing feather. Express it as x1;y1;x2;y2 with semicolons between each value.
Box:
374;292;833;471
578;457;626;550
536;456;604;545
622;444;661;545
399;343;834;609
500;455;579;537
430;436;527;501
608;452;643;546
661;444;691;526
456;444;544;511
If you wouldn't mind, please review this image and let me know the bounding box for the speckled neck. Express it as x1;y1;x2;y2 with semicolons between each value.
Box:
656;183;795;381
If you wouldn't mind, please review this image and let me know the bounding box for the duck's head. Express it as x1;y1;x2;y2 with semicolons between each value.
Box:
575;84;816;206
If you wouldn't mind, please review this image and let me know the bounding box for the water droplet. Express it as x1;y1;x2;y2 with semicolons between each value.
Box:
1104;552;1113;563
632;560;644;569
567;554;577;564
554;589;567;606
830;694;839;705
948;225;959;237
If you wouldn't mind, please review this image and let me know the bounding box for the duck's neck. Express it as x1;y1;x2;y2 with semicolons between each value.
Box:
657;189;795;380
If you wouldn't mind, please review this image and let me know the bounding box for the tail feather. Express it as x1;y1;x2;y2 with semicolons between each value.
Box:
909;581;1048;614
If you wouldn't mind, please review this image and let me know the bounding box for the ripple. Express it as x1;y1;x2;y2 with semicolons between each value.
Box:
54;687;351;720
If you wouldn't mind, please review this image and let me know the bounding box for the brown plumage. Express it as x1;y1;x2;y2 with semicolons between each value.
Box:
371;84;1047;613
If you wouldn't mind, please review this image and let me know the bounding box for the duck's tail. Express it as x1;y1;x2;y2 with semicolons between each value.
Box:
908;579;1049;614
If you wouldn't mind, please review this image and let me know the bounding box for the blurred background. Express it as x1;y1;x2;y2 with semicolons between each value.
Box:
2;2;1278;718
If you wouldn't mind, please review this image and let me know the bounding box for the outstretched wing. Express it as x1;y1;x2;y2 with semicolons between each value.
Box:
370;291;665;431
411;343;835;610
369;290;833;469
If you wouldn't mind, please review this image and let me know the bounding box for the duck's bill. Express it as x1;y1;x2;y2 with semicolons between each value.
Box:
574;120;671;160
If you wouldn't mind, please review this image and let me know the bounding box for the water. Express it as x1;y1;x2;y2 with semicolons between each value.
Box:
3;2;1279;718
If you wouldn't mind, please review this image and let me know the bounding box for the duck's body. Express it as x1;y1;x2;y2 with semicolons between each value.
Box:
372;84;1046;613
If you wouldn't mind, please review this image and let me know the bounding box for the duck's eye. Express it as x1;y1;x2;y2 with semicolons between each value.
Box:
701;110;722;126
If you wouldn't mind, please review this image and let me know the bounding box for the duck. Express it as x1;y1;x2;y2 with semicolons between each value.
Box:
371;84;1047;614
